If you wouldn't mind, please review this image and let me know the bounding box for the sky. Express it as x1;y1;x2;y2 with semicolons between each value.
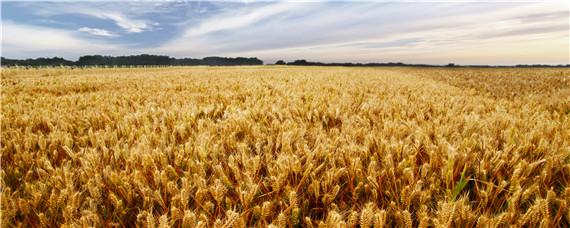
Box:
1;0;569;65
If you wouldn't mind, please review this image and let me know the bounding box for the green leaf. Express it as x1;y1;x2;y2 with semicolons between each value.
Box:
452;168;469;201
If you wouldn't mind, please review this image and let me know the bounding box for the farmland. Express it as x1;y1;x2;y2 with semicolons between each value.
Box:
2;66;570;227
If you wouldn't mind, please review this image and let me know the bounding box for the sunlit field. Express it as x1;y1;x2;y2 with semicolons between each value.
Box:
2;66;570;227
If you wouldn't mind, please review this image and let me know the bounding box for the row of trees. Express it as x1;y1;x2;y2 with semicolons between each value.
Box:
1;55;263;67
275;59;424;67
275;59;570;68
275;59;458;67
2;55;567;68
0;57;75;67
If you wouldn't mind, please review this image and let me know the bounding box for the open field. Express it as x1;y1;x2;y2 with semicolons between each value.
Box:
2;66;570;227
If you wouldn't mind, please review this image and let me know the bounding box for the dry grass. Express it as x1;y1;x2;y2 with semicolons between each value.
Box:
1;66;570;227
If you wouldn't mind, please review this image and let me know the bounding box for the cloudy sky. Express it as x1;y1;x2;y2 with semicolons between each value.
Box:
2;1;568;65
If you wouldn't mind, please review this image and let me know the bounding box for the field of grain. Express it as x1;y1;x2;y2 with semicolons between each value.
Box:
2;66;570;227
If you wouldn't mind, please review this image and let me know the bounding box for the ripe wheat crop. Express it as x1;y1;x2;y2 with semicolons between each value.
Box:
1;66;570;227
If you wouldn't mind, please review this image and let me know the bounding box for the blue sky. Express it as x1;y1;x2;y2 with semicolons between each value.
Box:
2;1;568;65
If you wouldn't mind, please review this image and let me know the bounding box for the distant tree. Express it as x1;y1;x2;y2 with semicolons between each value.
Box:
275;60;286;65
77;55;112;66
2;57;21;66
1;57;73;66
172;58;202;66
113;54;172;66
201;57;263;66
446;63;456;67
289;60;310;65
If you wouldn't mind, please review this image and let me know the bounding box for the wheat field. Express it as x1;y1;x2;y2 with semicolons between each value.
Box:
1;66;570;227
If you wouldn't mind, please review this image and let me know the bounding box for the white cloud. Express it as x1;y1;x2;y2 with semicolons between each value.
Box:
26;3;156;33
157;2;323;55
78;27;117;37
88;11;154;33
183;2;308;36
2;21;119;59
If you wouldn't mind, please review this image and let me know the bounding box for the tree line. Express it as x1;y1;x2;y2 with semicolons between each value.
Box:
276;59;436;67
1;55;263;67
275;59;570;68
2;55;568;68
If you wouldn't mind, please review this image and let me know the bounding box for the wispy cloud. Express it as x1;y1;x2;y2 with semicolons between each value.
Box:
2;21;119;59
86;11;156;33
22;2;158;33
156;2;325;55
183;2;310;36
78;27;117;37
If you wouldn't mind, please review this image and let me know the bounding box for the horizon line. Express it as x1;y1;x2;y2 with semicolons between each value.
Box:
2;55;569;67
